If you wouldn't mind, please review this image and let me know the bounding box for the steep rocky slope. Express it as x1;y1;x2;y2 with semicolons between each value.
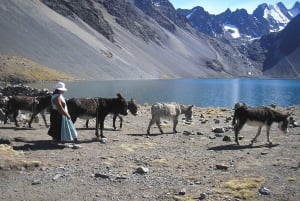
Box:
0;0;230;80
0;0;299;80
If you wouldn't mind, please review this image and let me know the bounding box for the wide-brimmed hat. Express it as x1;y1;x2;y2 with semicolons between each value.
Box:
55;82;67;91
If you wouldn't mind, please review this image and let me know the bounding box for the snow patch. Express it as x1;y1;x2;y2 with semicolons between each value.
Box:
223;24;240;38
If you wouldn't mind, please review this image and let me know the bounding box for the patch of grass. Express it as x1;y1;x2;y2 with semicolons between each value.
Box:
0;144;21;156
0;54;77;82
0;144;42;170
214;176;265;200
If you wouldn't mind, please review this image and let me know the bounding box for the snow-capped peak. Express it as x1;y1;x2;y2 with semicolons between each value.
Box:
264;4;289;23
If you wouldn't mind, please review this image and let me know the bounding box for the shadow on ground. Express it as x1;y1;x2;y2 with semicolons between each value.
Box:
208;143;279;151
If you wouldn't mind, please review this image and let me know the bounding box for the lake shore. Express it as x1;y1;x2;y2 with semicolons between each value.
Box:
1;105;299;201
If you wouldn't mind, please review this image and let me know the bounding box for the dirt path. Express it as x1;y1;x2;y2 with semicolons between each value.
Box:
0;105;299;201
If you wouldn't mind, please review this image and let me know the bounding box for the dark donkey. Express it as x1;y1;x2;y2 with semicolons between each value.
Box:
4;95;51;127
232;106;290;145
67;93;138;137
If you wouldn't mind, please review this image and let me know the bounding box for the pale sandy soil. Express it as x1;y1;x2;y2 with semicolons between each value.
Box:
0;105;299;201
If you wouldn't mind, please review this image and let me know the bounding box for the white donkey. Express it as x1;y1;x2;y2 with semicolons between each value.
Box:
147;102;194;135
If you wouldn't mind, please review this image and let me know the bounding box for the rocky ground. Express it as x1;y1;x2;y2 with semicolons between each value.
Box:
0;105;299;201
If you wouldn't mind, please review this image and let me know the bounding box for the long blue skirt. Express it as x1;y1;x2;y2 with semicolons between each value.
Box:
61;116;78;142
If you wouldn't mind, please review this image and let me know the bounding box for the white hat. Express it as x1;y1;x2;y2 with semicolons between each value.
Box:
55;82;67;91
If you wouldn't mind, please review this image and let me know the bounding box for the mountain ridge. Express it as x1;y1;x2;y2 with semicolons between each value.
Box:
0;0;299;81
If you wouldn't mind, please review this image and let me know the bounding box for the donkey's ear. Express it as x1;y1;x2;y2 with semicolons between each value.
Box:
287;111;292;117
189;105;194;109
117;93;123;99
130;98;136;103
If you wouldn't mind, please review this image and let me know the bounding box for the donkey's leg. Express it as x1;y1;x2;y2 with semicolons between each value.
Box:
99;119;106;138
119;115;123;129
13;111;20;127
39;110;48;128
41;113;49;128
28;114;35;128
85;120;89;128
147;117;155;135
112;114;122;130
234;120;245;145
156;119;164;134
29;110;48;128
266;126;272;145
95;115;99;138
173;118;179;133
251;125;263;145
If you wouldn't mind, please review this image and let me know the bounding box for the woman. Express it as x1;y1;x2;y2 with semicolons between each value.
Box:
48;82;77;142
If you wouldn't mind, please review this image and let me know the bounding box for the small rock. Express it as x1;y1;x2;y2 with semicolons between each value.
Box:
183;131;192;135
135;166;149;174
200;119;208;124
196;132;204;135
182;131;194;135
261;152;268;155
259;186;271;195
94;173;110;179
100;138;107;144
178;188;186;195
223;135;231;142
216;164;229;170
214;119;220;124
212;127;225;133
194;180;202;185
52;174;63;181
199;192;207;200
32;179;42;185
209;135;216;139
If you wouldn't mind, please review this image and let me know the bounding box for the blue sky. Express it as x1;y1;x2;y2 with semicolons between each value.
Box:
170;0;297;14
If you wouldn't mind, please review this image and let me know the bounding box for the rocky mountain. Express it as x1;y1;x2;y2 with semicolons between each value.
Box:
247;13;300;77
0;0;231;80
0;0;299;80
180;1;300;39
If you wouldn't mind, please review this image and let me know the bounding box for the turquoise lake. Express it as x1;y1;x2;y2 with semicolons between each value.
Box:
29;78;300;108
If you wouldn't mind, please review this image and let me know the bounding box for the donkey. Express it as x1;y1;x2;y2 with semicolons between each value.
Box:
67;97;138;130
67;94;137;138
232;106;290;145
95;93;132;138
147;102;194;135
4;95;51;127
67;97;99;128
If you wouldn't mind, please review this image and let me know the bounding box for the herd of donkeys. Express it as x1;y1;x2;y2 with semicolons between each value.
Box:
0;91;294;145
